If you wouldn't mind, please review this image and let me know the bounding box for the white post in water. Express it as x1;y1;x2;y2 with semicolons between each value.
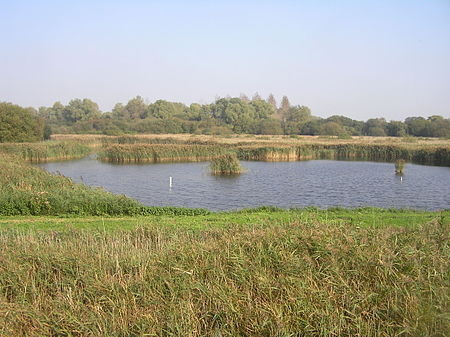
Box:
169;176;173;188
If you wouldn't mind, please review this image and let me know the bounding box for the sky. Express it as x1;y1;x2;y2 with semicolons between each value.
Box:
1;0;449;121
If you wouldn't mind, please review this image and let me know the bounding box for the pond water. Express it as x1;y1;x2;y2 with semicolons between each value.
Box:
37;157;450;211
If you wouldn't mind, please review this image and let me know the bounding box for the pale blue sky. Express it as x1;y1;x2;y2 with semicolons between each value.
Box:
1;0;449;120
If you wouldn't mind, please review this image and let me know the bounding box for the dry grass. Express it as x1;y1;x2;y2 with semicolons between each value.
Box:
0;218;448;336
52;133;450;147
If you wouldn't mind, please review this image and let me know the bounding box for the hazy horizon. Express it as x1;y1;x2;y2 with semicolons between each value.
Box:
1;0;449;121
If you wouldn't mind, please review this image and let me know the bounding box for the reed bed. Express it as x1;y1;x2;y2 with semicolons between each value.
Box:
210;153;243;175
52;133;450;166
98;144;230;163
101;135;220;146
237;144;450;166
0;218;448;336
0;141;91;162
53;133;450;147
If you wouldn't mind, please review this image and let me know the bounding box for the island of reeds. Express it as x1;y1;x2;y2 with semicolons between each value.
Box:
395;159;406;174
210;153;243;175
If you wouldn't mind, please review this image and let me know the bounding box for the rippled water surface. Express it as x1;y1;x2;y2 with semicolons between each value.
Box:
38;157;450;211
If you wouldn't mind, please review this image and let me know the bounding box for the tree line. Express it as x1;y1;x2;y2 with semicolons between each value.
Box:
1;94;449;142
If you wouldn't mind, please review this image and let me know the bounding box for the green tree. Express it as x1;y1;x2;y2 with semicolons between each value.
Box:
319;121;345;136
258;119;283;135
249;99;276;119
363;118;387;137
405;117;430;137
63;99;101;123
147;100;186;119
211;98;257;133
386;121;407;137
0;103;45;142
124;96;147;119
284;105;312;134
428;116;450;137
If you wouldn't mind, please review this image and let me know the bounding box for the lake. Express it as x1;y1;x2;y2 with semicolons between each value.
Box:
37;157;450;211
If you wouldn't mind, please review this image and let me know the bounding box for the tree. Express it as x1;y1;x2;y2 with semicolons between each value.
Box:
428;116;450;137
267;94;277;109
63;98;101;123
111;103;127;119
405;117;429;137
124;96;147;119
319;121;345;136
0;103;44;142
386;121;407;137
258;119;283;135
147;100;186;119
211;98;257;133
280;95;290;122
284;105;312;134
363;118;387;137
286;105;311;123
301;119;322;135
38;102;65;123
249;99;276;119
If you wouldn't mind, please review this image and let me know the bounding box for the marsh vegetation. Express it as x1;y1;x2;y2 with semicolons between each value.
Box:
0;134;449;336
0;210;448;336
210;153;243;175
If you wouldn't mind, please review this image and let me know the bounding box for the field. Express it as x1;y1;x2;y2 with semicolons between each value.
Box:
0;135;449;336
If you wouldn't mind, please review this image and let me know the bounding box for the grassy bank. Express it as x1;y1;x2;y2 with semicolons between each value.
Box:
0;209;448;336
0;141;91;162
0;152;208;216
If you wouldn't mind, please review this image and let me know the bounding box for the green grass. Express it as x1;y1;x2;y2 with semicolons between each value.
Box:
0;209;448;336
0;208;446;232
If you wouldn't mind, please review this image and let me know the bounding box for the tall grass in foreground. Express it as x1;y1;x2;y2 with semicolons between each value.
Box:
210;153;243;175
0;218;448;336
0;141;91;162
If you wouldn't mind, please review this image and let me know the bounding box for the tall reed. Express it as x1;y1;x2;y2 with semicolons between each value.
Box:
0;218;448;336
0;141;91;162
395;159;406;174
98;144;229;163
210;153;243;175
